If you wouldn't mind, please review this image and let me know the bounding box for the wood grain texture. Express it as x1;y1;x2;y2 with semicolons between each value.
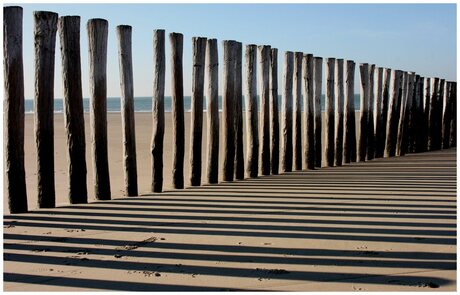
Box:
343;60;356;164
4;6;28;213
303;54;315;169
117;25;138;196
366;64;375;160
441;81;452;149
34;11;58;208
384;70;403;158
293;52;303;170
234;41;244;180
313;57;323;167
270;48;279;174
449;82;456;147
373;67;384;158
282;51;293;172
334;58;344;166
59;15;87;203
358;63;369;162
151;29;165;192
87;18;111;200
259;45;271;176
427;77;439;151
378;68;391;157
169;32;185;188
245;44;258;178
205;38;219;183
189;36;207;186
421;77;431;152
324;58;335;167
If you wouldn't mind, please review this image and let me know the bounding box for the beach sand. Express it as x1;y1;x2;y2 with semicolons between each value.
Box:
5;112;347;213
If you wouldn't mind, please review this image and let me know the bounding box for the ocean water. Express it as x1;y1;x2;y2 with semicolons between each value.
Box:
24;95;361;113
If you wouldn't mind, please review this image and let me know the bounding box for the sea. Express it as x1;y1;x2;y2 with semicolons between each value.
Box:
24;95;362;113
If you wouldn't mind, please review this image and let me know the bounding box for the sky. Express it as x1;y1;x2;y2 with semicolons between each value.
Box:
8;3;458;99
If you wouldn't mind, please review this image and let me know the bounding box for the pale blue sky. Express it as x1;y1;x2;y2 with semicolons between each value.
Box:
11;3;457;99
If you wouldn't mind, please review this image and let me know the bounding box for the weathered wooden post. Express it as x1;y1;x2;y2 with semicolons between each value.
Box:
222;40;236;181
206;38;219;183
396;71;408;156
59;16;87;203
293;52;303;170
378;68;391;157
449;82;456;147
427;77;439;151
325;58;335;167
282;51;294;172
442;81;452;149
151;29;165;192
435;79;445;150
343;60;356;163
334;59;344;166
88;18;110;199
366;64;375;160
270;48;279;174
245;44;259;178
384;69;403;157
259;45;271;175
4;6;28;213
408;74;421;153
234;41;244;180
358;63;369;162
116;25;138;196
34;11;58;208
303;54;315;169
397;72;415;156
189;36;207;186
373;67;384;158
414;75;425;152
170;32;185;188
313;57;323;167
421;77;431;152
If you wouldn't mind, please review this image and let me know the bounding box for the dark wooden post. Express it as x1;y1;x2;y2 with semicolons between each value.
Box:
373;67;384;158
205;38;219;183
222;40;236;181
270;48;279;174
151;29;165;192
408;74;420;153
234;41;244;180
334;58;344;166
59;16;87;203
88;18;110;200
366;64;375;160
116;25;138;196
378;68;391;157
449;82;456;147
313;57;323;167
442;81;452;149
245;44;258;178
293;52;303;170
358;63;369;162
414;75;425;152
427;77;439;151
398;72;415;156
325;58;335;167
303;54;315;169
384;69;403;157
170;32;185;188
34;11;58;208
259;45;271;175
343;60;356;163
435;79;445;150
282;51;293;172
421;77;431;152
4;6;28;213
189;36;207;186
396;71;408;156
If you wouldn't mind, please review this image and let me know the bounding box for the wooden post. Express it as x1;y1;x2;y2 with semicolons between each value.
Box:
222;40;236;181
205;38;219;183
4;6;28;213
151;29;165;192
170;32;185;188
116;25;138;196
59;16;87;203
282;51;294;172
343;60;356;164
407;74;420;153
293;52;303;170
234;41;244;180
88;19;110;200
396;71;408;156
373;67;384;158
313;57;323;167
325;58;335;167
449;82;456;147
366;64;375;160
442;81;452;149
259;45;271;176
421;77;431;152
334;59;344;166
357;63;369;162
384;69;403;157
435;79;445;150
427;77;439;151
189;36;207;186
398;72;415;156
411;74;423;153
270;48;279;174
303;54;315;169
245;44;259;178
378;68;391;157
34;11;58;208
